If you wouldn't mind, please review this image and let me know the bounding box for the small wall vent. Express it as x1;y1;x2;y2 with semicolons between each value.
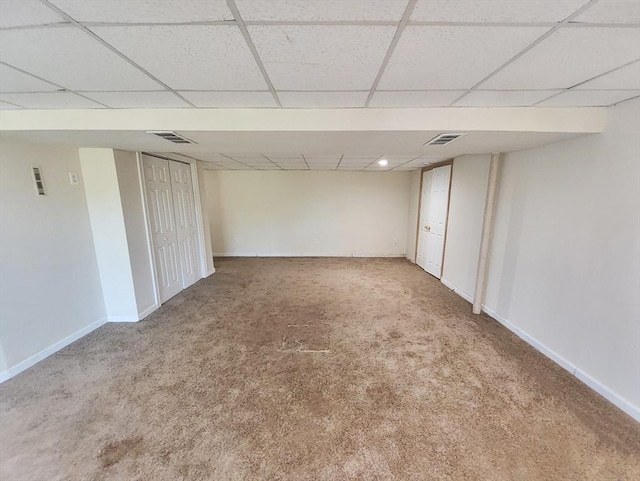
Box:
425;133;466;146
31;167;46;196
147;131;196;144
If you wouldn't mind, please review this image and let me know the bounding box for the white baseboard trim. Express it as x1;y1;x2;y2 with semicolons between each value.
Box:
0;317;108;383
137;304;159;321
106;315;139;323
212;253;406;258
441;279;640;422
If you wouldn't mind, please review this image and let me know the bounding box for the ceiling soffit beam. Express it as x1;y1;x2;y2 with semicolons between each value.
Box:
0;107;606;133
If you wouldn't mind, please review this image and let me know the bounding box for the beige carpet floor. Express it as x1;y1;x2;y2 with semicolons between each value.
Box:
1;257;638;480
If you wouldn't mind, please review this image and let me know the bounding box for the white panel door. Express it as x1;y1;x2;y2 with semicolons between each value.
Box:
416;170;433;271
143;156;183;302
169;161;201;289
416;165;451;279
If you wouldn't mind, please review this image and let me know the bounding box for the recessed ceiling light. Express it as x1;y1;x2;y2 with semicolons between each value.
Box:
378;159;388;166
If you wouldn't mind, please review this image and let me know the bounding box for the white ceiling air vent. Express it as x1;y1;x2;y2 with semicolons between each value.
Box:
147;131;196;144
425;133;466;146
31;167;46;196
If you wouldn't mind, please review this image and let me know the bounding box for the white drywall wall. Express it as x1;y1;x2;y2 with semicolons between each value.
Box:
0;138;105;371
486;98;640;414
405;169;421;263
441;98;640;418
79;148;138;320
441;155;491;296
205;170;410;257
114;150;157;317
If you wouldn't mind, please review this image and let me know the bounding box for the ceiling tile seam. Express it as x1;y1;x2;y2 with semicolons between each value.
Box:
531;58;640;106
613;93;640;106
0;22;71;31
37;0;197;108
364;0;418;107
226;0;282;108
448;0;602;107
3;19;638;32
388;154;426;171
220;153;257;169
0;98;26;108
261;154;284;169
0;60;112;108
363;155;386;169
173;153;226;168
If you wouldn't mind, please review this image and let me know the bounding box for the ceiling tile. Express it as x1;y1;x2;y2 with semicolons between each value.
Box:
92;26;267;90
83;91;190;108
337;165;367;170
178;91;277;107
482;28;640;89
247;163;281;170
575;61;640;90
370;90;464;107
0;0;66;28
249;25;396;90
379;26;547;90
275;163;310;169
236;0;407;21
0;28;160;91
572;0;640;24
0;101;23;109
411;0;586;23
308;164;338;170
0;92;104;109
0;64;59;93
537;89;639;106
305;156;341;163
229;156;273;163
455;90;563;106
279;91;368;107
50;0;234;23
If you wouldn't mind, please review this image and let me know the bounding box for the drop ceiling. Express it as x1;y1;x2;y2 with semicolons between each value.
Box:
0;0;637;110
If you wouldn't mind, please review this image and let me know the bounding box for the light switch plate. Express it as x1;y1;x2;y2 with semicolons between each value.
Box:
68;172;79;185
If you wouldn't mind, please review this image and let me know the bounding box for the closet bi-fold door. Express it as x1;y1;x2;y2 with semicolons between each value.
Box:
143;156;183;303
169;160;201;290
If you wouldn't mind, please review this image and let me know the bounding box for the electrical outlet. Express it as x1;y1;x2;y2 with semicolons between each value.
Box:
68;172;79;185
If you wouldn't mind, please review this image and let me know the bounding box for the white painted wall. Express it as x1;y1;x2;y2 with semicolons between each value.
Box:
205;170;410;257
80;148;138;321
0;138;105;371
441;98;640;419
114;150;157;317
441;155;491;295
405;169;421;263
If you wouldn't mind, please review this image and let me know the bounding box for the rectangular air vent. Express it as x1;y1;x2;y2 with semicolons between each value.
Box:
425;133;466;146
31;166;46;196
147;131;196;144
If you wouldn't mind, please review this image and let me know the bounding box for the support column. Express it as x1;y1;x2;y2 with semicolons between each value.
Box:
473;152;502;314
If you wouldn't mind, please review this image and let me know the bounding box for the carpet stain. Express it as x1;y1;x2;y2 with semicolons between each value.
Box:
0;257;638;480
98;436;144;468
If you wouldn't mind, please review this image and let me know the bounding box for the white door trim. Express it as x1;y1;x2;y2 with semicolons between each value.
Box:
414;159;454;278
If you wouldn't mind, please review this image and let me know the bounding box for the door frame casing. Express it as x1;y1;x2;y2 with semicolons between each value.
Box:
137;152;210;309
414;159;455;277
